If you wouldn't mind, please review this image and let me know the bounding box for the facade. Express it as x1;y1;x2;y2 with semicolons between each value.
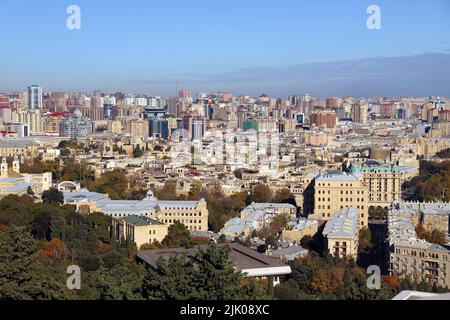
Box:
112;215;169;248
353;162;419;209
60;111;93;139
63;190;209;232
128;119;149;139
281;219;319;243
182;115;205;141
0;139;39;158
149;117;170;140
308;173;369;227
0;156;52;197
310;110;337;130
323;207;360;259
352;103;368;124
12;109;43;135
28;85;42;109
395;201;450;236
388;207;450;288
220;202;297;237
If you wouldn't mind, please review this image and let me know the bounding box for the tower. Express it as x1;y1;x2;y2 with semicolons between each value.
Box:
12;155;20;174
1;158;8;178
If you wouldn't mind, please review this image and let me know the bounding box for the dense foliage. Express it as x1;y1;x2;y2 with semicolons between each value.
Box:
142;245;263;300
403;160;450;201
0;195;265;300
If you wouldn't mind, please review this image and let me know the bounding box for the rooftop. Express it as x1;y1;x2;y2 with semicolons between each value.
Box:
323;207;359;238
122;215;163;227
137;243;292;277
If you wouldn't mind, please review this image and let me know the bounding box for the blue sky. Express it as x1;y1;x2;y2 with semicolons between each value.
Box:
1;0;449;97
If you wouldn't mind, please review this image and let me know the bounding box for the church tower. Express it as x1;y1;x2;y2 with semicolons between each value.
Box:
1;158;8;178
12;156;20;174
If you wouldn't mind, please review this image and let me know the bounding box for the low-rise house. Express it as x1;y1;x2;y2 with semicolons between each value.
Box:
282;219;319;243
220;202;297;237
268;245;309;261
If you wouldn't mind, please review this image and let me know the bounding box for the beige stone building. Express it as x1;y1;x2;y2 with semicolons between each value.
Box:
323;207;360;259
353;162;418;209
12;109;44;135
282;219;319;243
113;215;169;248
395;201;450;236
0;140;39;159
63;190;209;232
127;119;149;139
388;208;450;288
0;156;52;197
107;120;123;135
307;173;369;227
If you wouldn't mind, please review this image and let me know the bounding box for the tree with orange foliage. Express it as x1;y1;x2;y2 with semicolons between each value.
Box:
40;238;69;260
382;275;400;290
0;225;7;234
308;269;333;294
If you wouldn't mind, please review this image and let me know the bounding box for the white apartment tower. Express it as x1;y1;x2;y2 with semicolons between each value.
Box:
28;85;43;109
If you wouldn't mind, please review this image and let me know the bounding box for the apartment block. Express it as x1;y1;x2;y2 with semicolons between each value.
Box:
388;208;450;288
323;207;360;259
307;173;369;227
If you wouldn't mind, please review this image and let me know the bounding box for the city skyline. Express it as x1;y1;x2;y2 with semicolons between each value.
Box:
1;0;450;96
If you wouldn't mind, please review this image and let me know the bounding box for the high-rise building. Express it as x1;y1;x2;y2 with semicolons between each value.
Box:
27;85;43;109
128;119;149;139
60;110;93;139
12;109;44;134
182;115;205;141
149;117;170;140
0;94;9;109
310;110;337;129
167;97;179;116
352;103;368;124
300;93;311;103
288;95;299;107
178;90;192;100
326;97;341;109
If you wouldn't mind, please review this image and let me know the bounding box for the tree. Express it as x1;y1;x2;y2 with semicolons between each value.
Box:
141;245;263;300
27;186;35;196
162;221;192;248
300;235;313;249
273;188;294;204
40;238;69;260
0;226;66;299
274;279;305;300
133;145;144;158
358;227;372;253
428;229;448;245
188;182;202;200
415;224;428;240
265;235;279;249
88;170;128;200
87;263;145;300
42;187;64;205
49;211;67;240
250;184;272;203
